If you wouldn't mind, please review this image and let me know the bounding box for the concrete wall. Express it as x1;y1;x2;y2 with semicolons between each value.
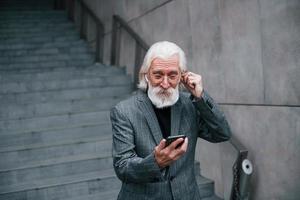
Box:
78;0;300;199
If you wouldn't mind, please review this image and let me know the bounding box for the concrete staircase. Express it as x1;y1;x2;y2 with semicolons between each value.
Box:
0;0;222;199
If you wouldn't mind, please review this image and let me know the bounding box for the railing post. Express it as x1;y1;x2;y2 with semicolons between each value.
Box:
111;16;120;66
95;23;104;63
80;2;86;39
134;43;143;88
66;0;74;21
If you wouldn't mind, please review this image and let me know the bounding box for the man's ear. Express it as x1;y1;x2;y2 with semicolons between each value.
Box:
145;74;149;82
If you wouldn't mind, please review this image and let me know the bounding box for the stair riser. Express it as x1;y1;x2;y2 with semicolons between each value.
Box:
0;86;132;105
0;32;78;40
0;13;66;18
0;157;113;186
0;67;124;83
0;18;70;26
0;97;123;120
0;140;112;171
0;52;92;65
1;22;74;29
0;30;77;39
0;124;112;149
0;35;80;47
198;182;215;198
0;60;94;71
0;76;130;94
0;25;75;34
0;46;92;58
0;28;78;36
0;177;121;200
0;39;86;50
0;110;110;134
0;48;59;57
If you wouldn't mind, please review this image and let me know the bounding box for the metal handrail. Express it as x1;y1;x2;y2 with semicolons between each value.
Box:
111;15;149;87
229;135;250;200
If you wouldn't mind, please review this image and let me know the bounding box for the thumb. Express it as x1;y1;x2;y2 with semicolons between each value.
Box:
156;139;166;151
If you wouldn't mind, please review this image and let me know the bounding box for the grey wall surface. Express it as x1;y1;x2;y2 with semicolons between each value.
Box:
79;0;300;199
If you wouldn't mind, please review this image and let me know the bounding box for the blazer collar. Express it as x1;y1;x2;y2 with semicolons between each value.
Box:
137;90;183;145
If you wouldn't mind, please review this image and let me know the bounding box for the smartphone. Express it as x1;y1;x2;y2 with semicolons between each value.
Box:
166;135;186;147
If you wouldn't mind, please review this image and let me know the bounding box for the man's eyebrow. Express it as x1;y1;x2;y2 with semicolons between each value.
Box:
152;71;164;75
168;71;179;75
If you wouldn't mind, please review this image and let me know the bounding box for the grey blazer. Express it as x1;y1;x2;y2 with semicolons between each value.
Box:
110;90;231;200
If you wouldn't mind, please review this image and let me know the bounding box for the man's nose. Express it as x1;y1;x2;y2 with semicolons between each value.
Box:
160;76;170;89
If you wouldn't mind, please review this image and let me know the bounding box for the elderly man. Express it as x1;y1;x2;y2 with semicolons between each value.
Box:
110;41;231;200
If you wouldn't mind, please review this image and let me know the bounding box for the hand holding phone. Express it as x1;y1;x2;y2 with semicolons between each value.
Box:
154;135;188;168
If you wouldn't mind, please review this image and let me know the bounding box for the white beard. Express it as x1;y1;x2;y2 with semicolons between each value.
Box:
147;84;179;108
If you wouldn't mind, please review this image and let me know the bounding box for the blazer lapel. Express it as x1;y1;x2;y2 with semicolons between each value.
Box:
137;91;163;145
170;96;183;136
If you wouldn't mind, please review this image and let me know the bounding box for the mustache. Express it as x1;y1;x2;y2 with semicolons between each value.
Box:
155;87;172;97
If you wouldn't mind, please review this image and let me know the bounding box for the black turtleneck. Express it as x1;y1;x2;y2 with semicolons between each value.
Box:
152;105;171;139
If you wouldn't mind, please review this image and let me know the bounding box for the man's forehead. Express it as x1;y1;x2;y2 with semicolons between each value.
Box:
150;55;180;70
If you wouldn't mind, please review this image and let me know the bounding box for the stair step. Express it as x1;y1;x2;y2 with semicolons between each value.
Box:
0;39;86;51
0;85;133;105
64;189;120;200
0;23;75;34
0;123;112;152
0;75;131;94
0;21;73;29
0;30;77;40
0;138;112;171
0;169;119;195
0;46;92;57
0;157;113;187
0;60;94;72
0;34;80;47
0;64;125;83
0;30;78;40
202;195;223;200
0;96;125;120
0;156;114;186
0;173;121;200
0;47;59;57
0;48;93;59
0;109;110;134
0;18;70;26
197;175;215;198
0;152;108;173
0;170;215;199
0;52;92;65
0;10;66;17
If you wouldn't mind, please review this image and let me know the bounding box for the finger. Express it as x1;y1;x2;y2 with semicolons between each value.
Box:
183;71;191;83
171;138;189;160
168;138;184;150
180;137;188;152
156;139;166;152
187;79;196;89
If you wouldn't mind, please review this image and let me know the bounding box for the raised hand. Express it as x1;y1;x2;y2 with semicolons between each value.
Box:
181;71;203;98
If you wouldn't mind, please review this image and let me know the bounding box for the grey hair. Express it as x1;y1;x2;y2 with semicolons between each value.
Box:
137;41;187;91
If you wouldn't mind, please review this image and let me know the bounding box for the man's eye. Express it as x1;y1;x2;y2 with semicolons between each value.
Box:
169;75;178;80
154;75;162;79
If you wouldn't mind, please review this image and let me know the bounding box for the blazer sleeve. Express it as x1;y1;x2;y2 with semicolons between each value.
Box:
110;106;164;183
192;90;232;143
